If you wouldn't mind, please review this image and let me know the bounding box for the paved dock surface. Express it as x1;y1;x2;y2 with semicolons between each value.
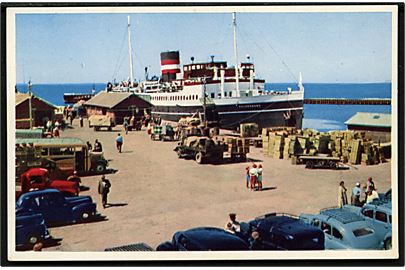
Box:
45;119;391;251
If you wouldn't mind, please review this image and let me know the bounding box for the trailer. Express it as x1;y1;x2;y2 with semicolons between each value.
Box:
298;155;341;169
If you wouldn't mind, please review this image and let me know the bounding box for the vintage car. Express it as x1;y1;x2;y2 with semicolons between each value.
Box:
16;213;50;250
300;208;383;250
343;200;392;250
174;136;224;164
16;189;98;226
238;213;325;250
156;227;249;251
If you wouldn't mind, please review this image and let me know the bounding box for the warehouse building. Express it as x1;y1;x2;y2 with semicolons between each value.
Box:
345;112;391;143
15;92;57;129
83;91;151;125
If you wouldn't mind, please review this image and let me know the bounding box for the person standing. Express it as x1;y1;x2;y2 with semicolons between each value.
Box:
351;182;362;207
123;118;129;135
79;116;84;128
86;141;92;151
245;166;250;189
52;126;60;138
257;164;263;191
98;175;111;208
116;133;123;153
338;181;348;208
93;139;103;152
366;186;380;204
249;164;258;190
367;177;375;192
67;171;81;186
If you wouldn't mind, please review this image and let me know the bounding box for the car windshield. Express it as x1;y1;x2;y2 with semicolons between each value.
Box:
353;228;374;237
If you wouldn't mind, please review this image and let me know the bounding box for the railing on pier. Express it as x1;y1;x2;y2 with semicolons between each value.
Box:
303;98;391;105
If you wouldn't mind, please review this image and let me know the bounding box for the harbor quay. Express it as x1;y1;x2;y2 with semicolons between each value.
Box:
43;119;391;251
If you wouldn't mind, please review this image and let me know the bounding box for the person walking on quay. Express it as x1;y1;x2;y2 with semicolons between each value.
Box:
351;182;362;207
338;181;348;208
79;116;84;128
245;166;250;189
68;111;73;125
256;164;263;191
98;175;111;208
93;139;103;152
249;164;258;190
116;133;123;153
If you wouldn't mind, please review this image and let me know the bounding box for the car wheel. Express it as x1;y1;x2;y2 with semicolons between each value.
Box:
80;210;92;222
384;238;392;250
306;161;314;169
27;235;42;247
195;152;204;164
95;163;106;173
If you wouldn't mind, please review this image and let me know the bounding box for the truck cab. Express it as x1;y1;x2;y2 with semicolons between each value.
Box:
174;136;224;164
17;168;79;199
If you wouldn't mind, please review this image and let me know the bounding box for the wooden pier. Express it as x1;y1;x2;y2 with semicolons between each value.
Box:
303;98;391;105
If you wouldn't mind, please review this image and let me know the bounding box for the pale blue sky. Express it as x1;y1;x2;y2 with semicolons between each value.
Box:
16;12;392;84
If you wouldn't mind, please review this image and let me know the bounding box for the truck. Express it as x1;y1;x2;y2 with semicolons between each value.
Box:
174;136;224;164
16;168;80;199
88;115;116;131
298;155;341;169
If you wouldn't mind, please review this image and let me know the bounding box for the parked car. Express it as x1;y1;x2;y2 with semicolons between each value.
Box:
300;208;383;250
343;200;392;250
238;213;325;250
156;227;249;251
16;213;50;250
16;189;98;226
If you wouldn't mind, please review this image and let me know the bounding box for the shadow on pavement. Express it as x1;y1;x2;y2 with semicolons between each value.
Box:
257;186;277;191
105;203;128;208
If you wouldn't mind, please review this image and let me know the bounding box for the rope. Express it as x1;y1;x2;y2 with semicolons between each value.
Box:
111;25;129;81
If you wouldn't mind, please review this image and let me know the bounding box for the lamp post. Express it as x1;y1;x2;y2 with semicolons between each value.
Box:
28;80;33;129
202;78;207;123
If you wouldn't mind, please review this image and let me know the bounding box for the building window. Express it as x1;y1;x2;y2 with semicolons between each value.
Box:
224;92;227;97
211;93;215;98
229;92;232;97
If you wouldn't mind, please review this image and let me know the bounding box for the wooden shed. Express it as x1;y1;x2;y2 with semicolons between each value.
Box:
345;112;391;143
84;91;151;125
15;92;57;129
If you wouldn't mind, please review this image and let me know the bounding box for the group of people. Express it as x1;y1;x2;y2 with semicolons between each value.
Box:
45;119;63;138
86;139;103;152
245;164;264;191
338;177;379;207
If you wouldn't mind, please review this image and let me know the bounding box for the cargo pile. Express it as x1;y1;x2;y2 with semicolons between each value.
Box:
213;135;250;156
262;128;391;165
240;123;259;138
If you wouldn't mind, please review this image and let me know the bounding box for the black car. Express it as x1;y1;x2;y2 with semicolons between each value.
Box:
239;213;325;250
156;227;250;251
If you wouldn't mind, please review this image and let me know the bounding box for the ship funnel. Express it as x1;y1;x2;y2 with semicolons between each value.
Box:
161;51;181;82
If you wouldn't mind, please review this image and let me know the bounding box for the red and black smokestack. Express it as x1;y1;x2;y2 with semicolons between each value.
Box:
160;51;180;82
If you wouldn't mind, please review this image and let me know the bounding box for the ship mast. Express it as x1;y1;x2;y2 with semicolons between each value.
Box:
232;12;240;98
127;16;134;86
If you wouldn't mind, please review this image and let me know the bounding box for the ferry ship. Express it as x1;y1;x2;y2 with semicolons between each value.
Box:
109;14;305;129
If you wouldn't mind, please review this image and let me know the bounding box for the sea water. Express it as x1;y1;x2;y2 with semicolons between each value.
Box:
15;82;392;132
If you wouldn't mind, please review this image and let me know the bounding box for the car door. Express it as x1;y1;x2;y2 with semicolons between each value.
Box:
320;221;337;249
373;210;390;240
29;194;52;223
46;193;71;223
330;227;347;249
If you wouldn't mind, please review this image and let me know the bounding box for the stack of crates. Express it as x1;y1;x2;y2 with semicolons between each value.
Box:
349;139;362;164
273;134;285;159
240;123;259;138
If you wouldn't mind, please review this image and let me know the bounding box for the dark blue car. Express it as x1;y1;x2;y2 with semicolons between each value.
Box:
16;189;97;226
16;213;50;250
156;227;250;251
239;213;325;250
